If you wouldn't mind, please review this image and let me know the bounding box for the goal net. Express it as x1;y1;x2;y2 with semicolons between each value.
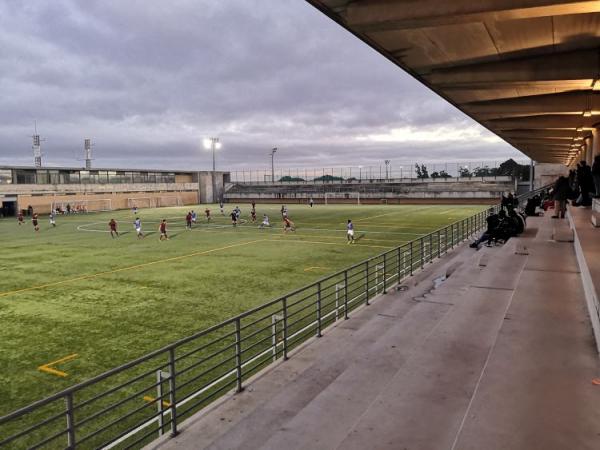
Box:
127;197;154;209
157;196;182;207
52;199;112;213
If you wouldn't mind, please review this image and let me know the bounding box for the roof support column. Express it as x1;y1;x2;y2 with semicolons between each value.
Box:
593;129;600;159
586;137;594;166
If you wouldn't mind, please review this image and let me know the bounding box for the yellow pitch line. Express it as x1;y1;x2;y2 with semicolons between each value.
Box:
38;353;78;378
0;240;265;298
38;366;69;378
143;395;171;408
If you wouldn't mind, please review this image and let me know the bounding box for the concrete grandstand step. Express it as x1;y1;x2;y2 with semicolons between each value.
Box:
452;220;600;450
333;283;516;449
552;219;574;242
257;300;451;450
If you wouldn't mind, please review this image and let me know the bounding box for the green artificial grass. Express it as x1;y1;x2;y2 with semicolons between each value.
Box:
0;202;485;445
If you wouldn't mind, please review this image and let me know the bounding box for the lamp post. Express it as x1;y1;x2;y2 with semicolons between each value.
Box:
270;148;277;182
203;137;221;203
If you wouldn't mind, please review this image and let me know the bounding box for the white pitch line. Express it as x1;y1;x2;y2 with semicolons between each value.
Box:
77;222;425;237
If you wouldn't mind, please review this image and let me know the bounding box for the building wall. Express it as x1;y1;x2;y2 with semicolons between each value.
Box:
198;171;228;203
0;182;199;195
18;191;199;214
534;163;568;189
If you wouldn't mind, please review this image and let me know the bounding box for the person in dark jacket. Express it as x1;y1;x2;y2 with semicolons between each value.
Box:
470;210;500;249
576;161;593;206
552;176;570;218
592;155;600;198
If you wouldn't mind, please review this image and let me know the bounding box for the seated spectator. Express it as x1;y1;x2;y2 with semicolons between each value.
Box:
524;194;541;216
470;210;500;249
509;208;525;234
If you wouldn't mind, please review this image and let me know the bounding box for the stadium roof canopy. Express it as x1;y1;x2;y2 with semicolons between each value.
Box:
306;0;600;165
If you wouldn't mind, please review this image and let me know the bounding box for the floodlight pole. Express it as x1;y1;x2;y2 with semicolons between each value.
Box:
204;137;220;203
271;148;277;183
384;160;391;180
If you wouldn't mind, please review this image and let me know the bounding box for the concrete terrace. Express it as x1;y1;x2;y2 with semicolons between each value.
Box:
146;213;600;450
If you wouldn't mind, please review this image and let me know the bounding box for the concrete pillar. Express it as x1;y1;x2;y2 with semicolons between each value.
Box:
586;136;594;166
593;128;600;158
581;141;587;163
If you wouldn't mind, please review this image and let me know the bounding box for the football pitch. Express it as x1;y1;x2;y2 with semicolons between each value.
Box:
0;203;486;415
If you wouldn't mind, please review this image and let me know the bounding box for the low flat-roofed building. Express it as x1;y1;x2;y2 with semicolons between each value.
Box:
0;165;230;216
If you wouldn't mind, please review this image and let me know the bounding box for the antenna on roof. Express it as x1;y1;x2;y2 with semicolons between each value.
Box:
32;120;44;167
84;138;94;169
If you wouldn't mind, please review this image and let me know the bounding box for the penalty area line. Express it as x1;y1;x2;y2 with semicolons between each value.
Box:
0;239;265;299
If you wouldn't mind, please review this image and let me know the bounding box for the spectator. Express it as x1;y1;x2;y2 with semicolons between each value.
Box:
575;161;593;206
552;176;570;219
509;208;525;234
524;194;541;216
592;155;600;198
470;210;500;249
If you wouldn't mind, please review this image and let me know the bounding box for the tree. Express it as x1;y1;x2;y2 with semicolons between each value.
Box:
473;166;498;177
278;176;305;182
314;174;343;182
459;167;472;177
415;163;429;179
431;170;451;178
495;158;531;181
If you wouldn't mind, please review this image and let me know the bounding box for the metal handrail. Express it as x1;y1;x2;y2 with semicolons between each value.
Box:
0;186;549;449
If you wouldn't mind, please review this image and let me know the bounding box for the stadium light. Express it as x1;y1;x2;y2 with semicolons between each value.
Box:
270;148;277;183
204;137;221;203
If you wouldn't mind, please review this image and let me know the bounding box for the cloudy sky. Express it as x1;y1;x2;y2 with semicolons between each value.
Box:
0;0;523;170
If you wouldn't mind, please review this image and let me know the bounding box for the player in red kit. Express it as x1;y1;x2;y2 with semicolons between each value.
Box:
159;219;169;240
109;219;118;238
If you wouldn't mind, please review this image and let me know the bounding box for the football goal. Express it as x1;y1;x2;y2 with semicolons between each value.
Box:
127;197;154;209
156;196;183;207
52;198;112;213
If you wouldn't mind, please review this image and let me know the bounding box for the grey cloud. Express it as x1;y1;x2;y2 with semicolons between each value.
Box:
0;0;522;169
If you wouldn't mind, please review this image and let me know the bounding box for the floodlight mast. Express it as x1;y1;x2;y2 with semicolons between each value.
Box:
203;137;221;202
270;148;277;183
32;121;43;167
84;138;93;169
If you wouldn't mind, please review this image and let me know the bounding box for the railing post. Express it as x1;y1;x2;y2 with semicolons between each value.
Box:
168;348;178;437
420;238;424;269
65;393;76;449
282;297;289;360
316;282;322;337
437;230;441;258
397;247;401;281
444;227;448;254
429;233;433;263
410;241;414;275
235;318;243;392
344;271;349;319
383;253;387;294
365;261;370;305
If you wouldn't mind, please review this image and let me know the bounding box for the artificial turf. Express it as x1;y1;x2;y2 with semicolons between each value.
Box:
0;203;486;416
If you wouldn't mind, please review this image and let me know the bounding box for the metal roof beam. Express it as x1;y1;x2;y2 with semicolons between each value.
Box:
463;91;600;118
487;114;600;129
344;0;600;32
424;49;600;86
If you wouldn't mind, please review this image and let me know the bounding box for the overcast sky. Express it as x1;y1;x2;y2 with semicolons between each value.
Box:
0;0;523;170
